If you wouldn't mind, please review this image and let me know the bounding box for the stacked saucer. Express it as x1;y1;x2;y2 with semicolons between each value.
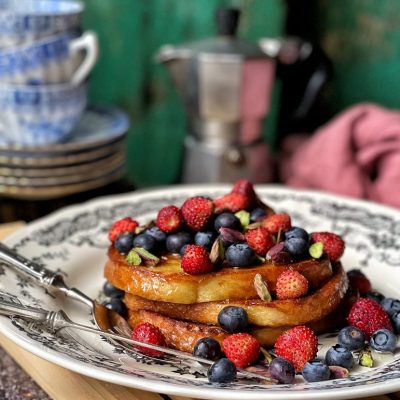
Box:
0;107;129;199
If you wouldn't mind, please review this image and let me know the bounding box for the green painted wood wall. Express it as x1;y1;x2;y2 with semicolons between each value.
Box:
315;0;400;113
81;0;286;187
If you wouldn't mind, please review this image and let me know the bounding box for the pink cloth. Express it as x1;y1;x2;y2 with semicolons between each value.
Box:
284;103;400;208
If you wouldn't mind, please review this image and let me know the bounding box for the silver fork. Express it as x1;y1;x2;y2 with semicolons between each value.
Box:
0;292;275;383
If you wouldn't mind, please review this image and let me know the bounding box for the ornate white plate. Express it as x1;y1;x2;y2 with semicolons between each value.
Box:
0;185;400;400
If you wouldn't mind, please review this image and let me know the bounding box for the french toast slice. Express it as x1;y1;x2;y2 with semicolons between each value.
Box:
127;291;353;352
124;263;347;327
104;246;333;304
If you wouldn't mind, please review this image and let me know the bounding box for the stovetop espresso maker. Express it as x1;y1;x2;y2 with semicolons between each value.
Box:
157;8;328;183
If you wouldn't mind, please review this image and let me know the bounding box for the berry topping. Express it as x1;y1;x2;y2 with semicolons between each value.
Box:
285;227;309;242
231;179;258;206
103;297;127;318
338;326;366;351
249;207;266;222
276;270;309;300
274;325;318;371
114;232;134;254
181;196;214;231
181;244;213;275
193;337;221;361
222;333;260;368
348;298;393;338
325;344;354;370
145;226;167;243
347;269;372;293
364;291;385;304
225;243;255;267
262;213;291;235
207;358;237;383
269;357;295;384
214;212;241;231
133;233;156;252
245;227;274;255
380;298;400;316
310;231;345;262
370;329;397;353
156;205;183;233
284;237;309;257
131;322;166;357
218;306;249;333
166;231;192;254
108;217;138;242
302;360;331;382
391;311;400;333
102;281;124;298
194;231;215;251
214;192;250;213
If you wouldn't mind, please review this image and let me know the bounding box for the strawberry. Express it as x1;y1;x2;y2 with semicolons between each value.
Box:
276;270;309;300
131;322;166;357
231;179;258;207
347;269;372;293
274;325;318;371
310;232;345;262
214;192;250;213
181;196;214;231
245;227;274;255
156;205;183;233
262;213;291;235
347;298;393;338
181;244;214;275
108;217;138;242
222;333;260;368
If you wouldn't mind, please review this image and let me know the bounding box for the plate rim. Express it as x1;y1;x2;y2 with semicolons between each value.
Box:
1;184;400;400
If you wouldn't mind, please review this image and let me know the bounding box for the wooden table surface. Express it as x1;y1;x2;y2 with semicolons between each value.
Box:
0;221;398;400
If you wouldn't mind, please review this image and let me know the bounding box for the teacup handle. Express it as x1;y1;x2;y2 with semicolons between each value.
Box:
69;31;99;85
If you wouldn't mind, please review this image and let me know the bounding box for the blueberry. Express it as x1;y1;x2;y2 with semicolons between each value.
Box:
325;344;354;369
269;357;295;384
166;231;192;254
207;358;237;383
214;212;241;232
102;281;124;298
284;237;309;257
193;337;221;361
218;306;248;333
370;329;397;353
103;298;127;318
380;298;400;316
225;243;255;267
194;231;215;251
364;291;385;304
179;244;189;256
302;360;331;382
284;226;309;242
115;232;134;254
146;226;167;243
133;233;156;252
338;326;365;351
250;207;266;222
391;311;400;333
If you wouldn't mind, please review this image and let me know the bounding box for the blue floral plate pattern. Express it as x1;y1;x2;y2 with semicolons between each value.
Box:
0;185;399;400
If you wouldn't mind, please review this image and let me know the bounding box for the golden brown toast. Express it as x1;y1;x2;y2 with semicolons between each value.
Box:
127;291;353;352
124;263;348;327
104;246;333;304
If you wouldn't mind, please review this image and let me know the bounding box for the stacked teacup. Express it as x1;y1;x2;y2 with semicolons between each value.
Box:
0;0;98;145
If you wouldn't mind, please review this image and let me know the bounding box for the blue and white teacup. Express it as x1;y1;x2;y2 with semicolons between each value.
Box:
0;82;87;145
0;0;83;48
0;31;98;84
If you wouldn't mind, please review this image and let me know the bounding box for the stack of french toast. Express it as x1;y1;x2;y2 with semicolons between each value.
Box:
104;181;350;353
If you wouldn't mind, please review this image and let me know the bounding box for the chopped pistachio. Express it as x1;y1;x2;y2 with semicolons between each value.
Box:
133;247;160;266
359;348;374;368
210;237;224;265
309;242;324;259
126;250;142;266
254;273;272;301
235;210;250;229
